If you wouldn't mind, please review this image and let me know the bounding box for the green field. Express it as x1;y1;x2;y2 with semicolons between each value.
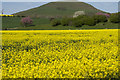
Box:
2;17;118;30
2;17;50;29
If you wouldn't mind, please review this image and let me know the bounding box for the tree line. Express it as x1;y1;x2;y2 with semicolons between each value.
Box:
19;12;120;27
50;12;120;27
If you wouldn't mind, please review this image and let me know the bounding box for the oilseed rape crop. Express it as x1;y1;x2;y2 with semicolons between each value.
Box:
0;14;14;17
2;29;119;78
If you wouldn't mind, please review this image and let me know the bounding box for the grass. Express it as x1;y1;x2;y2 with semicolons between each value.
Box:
3;22;119;30
2;17;50;29
14;2;105;18
2;16;118;30
2;17;21;29
80;22;118;29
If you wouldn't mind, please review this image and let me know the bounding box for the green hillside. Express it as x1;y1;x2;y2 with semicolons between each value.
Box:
14;2;105;18
3;2;118;30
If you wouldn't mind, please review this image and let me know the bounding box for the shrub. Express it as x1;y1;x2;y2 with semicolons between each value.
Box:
73;15;96;26
83;17;96;26
75;15;87;20
51;19;61;26
21;17;33;27
72;19;83;27
93;15;108;23
109;13;119;23
61;18;73;26
72;15;96;27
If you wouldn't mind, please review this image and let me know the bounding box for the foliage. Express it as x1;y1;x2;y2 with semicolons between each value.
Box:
2;30;119;78
61;18;73;26
72;15;96;26
71;15;86;27
72;19;83;27
51;19;61;26
21;17;33;27
82;16;96;26
109;13;119;23
93;15;108;23
75;15;87;19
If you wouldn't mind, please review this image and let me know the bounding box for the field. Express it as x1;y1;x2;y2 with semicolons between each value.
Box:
2;17;119;30
2;17;50;29
2;29;119;78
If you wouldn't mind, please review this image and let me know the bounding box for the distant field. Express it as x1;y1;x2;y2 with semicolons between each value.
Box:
2;17;50;29
2;29;119;78
2;17;118;30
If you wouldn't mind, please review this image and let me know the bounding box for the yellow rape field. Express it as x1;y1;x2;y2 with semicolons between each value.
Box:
0;14;14;17
2;29;120;78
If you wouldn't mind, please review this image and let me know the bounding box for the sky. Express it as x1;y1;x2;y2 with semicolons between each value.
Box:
1;0;120;2
1;0;119;14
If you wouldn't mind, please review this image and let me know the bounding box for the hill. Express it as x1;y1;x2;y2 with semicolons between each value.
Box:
3;2;118;30
14;2;106;18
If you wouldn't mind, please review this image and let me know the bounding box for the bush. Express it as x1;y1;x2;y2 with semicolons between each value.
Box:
72;19;83;27
72;15;96;27
93;15;108;23
109;14;119;23
75;15;87;20
61;18;73;26
83;17;96;26
21;17;33;27
73;15;96;26
51;19;61;26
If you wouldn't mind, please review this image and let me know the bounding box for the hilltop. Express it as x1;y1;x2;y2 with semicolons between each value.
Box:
14;2;106;18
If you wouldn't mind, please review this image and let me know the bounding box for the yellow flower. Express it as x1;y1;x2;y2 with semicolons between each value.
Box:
1;29;119;78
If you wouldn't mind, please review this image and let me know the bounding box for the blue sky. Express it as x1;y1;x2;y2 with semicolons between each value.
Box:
2;1;119;14
2;2;47;14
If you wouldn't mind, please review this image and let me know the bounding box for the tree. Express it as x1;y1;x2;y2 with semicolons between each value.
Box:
61;18;73;26
21;17;33;27
93;15;108;23
72;19;83;27
83;17;96;26
109;13;120;23
51;19;61;26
